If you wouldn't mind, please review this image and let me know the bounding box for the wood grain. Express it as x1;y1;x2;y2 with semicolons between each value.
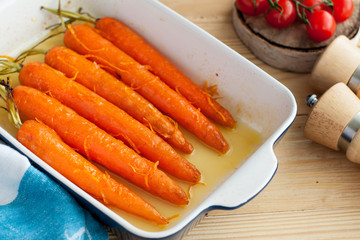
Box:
184;209;360;240
155;1;360;239
310;36;360;93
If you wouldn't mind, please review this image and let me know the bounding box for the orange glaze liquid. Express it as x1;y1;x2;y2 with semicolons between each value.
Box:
104;121;261;232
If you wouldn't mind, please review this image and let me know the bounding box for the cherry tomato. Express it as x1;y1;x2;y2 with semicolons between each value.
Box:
306;10;336;42
330;0;354;22
236;0;270;16
265;0;297;28
298;0;325;18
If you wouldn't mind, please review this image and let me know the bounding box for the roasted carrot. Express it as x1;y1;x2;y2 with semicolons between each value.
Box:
44;46;193;154
63;24;229;153
40;7;234;127
19;62;200;183
17;119;168;225
95;17;236;127
13;85;189;205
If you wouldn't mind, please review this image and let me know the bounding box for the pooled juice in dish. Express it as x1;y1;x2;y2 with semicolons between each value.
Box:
0;33;262;232
106;121;261;231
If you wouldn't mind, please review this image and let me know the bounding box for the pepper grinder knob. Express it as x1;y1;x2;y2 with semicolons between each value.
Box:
304;82;360;164
306;94;318;107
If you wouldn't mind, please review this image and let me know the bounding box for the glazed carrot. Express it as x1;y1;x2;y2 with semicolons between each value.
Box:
13;85;189;205
19;62;200;183
39;7;234;127
17;120;168;225
63;24;229;153
44;46;193;154
95;17;236;127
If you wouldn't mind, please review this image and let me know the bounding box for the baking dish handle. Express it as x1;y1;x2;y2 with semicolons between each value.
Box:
207;143;278;209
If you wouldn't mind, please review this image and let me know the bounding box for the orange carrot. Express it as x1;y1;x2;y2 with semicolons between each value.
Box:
17;120;168;225
44;46;193;154
19;62;200;183
63;24;229;153
13;85;189;205
95;17;236;127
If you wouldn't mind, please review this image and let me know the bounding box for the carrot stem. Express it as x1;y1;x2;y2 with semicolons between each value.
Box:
41;6;96;24
0;77;22;128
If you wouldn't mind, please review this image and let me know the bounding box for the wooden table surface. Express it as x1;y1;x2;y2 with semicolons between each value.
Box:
156;1;360;239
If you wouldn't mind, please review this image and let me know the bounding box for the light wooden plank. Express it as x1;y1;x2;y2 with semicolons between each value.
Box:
184;209;360;240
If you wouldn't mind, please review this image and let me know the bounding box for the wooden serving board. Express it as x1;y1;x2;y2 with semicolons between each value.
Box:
232;1;360;73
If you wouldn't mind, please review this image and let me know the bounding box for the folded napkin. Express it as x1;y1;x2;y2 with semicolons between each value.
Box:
0;140;108;240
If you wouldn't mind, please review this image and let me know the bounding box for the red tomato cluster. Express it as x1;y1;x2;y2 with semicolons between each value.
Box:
236;0;354;42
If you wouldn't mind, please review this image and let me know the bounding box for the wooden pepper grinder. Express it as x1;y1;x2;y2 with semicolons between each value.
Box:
310;35;360;94
304;82;360;164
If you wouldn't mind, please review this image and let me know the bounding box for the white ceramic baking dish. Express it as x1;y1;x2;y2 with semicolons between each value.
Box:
0;0;297;239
